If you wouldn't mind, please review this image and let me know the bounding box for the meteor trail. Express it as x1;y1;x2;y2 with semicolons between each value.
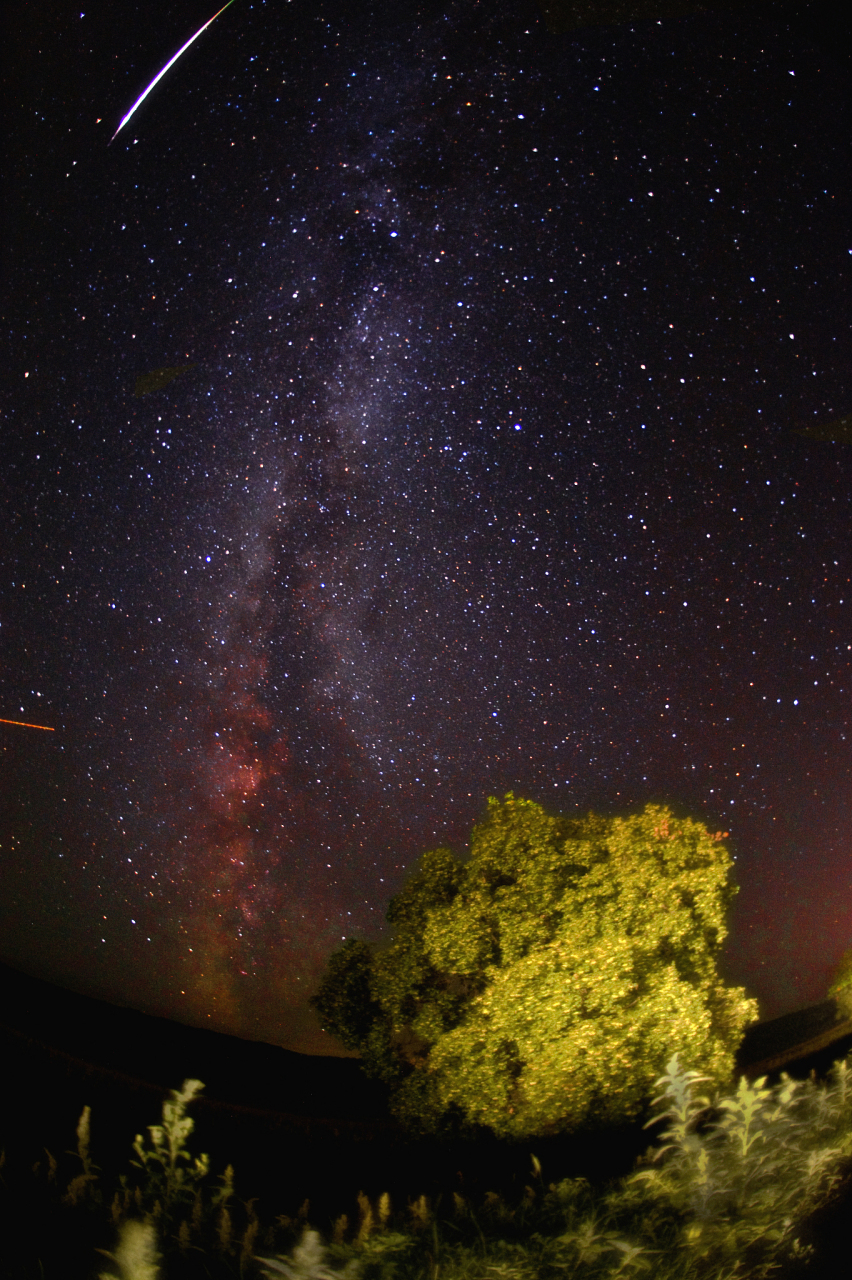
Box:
110;0;236;143
0;717;55;731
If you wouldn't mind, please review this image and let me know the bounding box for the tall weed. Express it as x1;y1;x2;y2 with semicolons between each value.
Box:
96;1218;161;1280
125;1078;210;1222
607;1052;852;1277
257;1228;362;1280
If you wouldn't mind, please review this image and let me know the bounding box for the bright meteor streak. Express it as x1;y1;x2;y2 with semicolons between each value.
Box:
0;717;55;731
110;0;236;143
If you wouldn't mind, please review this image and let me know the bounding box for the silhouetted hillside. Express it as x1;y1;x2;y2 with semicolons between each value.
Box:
0;958;390;1121
0;958;406;1220
736;998;852;1081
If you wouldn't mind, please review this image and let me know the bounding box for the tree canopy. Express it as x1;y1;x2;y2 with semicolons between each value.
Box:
310;794;759;1139
828;946;852;1018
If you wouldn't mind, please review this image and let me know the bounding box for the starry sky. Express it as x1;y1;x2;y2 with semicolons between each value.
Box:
2;0;851;1054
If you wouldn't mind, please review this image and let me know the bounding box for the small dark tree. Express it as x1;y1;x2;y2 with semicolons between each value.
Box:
309;938;382;1053
828;945;852;1018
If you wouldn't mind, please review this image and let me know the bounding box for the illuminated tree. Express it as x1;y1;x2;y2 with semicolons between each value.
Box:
828;947;852;1018
311;794;758;1139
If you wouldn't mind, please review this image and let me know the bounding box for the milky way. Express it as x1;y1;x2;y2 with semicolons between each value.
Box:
2;0;851;1051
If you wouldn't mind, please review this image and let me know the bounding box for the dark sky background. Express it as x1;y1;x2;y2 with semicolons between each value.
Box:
1;0;850;1054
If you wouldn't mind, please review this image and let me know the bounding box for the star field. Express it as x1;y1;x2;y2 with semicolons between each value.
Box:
1;0;851;1052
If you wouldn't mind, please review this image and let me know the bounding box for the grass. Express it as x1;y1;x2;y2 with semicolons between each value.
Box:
3;1052;852;1280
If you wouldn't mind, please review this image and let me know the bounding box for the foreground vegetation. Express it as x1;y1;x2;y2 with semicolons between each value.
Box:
4;1052;852;1280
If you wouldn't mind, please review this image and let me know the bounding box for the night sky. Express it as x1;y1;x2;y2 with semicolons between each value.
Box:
2;0;851;1054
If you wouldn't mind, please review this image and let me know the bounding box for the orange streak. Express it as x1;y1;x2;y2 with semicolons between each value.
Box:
0;717;55;731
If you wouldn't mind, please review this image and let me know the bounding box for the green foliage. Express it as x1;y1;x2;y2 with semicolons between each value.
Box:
313;794;759;1137
97;1218;162;1280
244;1050;852;1280
257;1228;362;1280
606;1052;852;1277
829;944;852;1017
309;939;385;1055
126;1078;211;1221
6;1052;852;1280
63;1103;103;1208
